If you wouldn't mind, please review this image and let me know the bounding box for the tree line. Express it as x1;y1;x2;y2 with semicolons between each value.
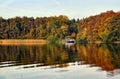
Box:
0;15;78;39
0;10;120;43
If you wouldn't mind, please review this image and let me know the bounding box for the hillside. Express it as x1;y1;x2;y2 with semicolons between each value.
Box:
77;10;120;43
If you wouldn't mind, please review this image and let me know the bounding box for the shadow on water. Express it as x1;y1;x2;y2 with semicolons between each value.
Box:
0;43;120;76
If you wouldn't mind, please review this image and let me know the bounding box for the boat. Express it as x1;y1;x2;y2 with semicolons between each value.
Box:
65;39;75;43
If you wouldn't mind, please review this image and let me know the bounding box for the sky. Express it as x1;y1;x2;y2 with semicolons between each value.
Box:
0;0;120;19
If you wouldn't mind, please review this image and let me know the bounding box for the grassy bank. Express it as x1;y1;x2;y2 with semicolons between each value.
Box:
0;39;47;45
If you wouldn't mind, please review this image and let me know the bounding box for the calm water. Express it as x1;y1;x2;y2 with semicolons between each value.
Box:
0;44;120;79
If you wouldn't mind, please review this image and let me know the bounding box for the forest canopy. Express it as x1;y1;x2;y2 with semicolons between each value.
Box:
0;15;78;39
0;10;120;43
77;10;120;43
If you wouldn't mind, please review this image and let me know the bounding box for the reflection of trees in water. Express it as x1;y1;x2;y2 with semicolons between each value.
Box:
0;44;120;75
66;44;78;62
0;44;78;68
106;44;120;77
107;44;120;69
77;44;120;76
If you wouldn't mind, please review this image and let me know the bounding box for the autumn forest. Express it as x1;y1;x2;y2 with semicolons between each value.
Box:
0;10;120;43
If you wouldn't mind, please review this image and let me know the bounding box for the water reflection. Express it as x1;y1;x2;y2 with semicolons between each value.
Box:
0;44;77;68
0;44;120;77
77;44;120;77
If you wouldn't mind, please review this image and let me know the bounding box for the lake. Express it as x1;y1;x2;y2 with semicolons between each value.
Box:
0;43;120;79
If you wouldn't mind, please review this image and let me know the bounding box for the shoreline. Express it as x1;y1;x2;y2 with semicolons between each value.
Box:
0;39;119;45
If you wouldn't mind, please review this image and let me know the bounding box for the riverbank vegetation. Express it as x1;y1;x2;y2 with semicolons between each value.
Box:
0;10;120;43
0;39;46;45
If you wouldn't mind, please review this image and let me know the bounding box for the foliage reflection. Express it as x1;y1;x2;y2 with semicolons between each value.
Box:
0;44;120;75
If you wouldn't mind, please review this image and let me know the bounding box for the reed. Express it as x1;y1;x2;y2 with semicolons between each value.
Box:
0;39;47;45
